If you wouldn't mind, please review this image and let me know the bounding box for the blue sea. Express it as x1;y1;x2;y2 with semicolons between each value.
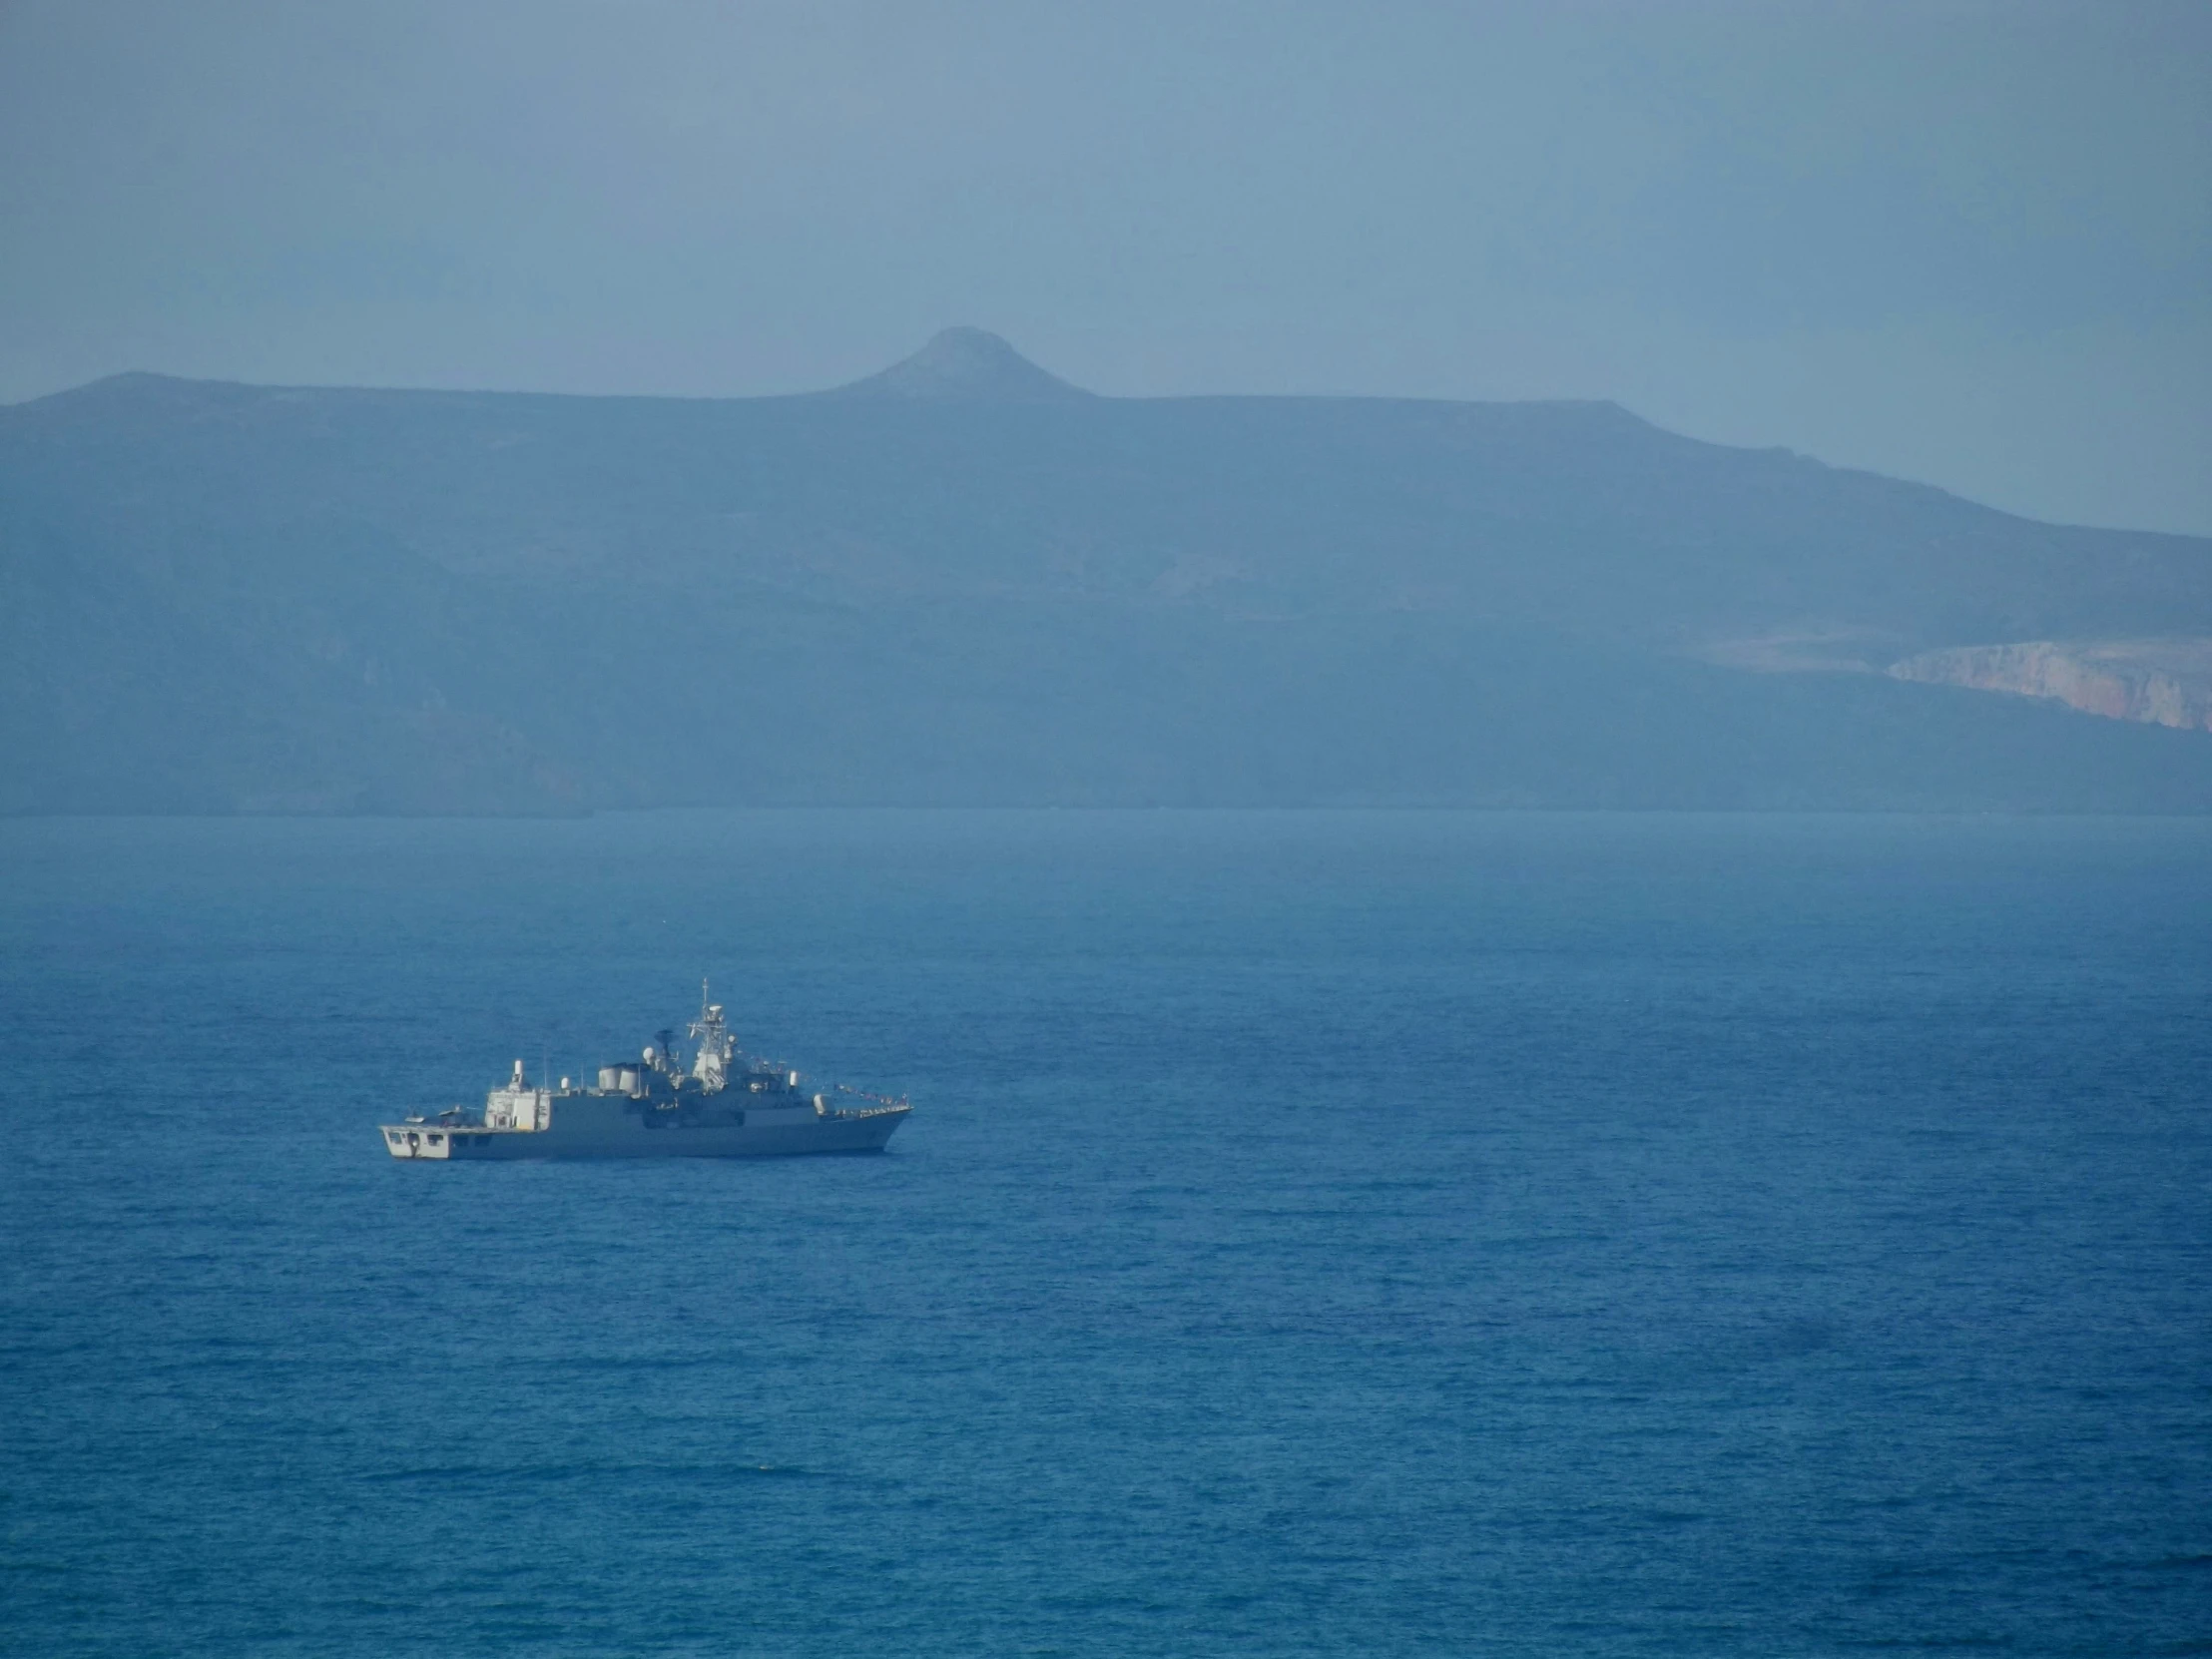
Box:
3;811;2209;1657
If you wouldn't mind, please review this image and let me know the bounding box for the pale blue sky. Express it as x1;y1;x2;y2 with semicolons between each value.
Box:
2;0;2206;532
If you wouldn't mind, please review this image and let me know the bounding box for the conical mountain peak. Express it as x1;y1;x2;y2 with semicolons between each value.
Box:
829;327;1093;402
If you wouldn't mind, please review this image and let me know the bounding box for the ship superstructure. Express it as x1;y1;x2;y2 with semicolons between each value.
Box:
380;987;909;1160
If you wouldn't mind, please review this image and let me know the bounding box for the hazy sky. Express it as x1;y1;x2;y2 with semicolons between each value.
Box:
3;1;2207;533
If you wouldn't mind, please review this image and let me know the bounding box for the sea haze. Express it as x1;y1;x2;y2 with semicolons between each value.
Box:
3;810;2209;1656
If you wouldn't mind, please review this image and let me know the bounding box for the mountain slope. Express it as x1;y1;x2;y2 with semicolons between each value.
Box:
4;331;2209;813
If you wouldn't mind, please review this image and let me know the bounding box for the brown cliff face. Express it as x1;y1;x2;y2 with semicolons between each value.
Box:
1888;640;2212;734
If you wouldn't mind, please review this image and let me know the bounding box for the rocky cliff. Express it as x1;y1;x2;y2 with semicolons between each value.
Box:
1889;640;2212;734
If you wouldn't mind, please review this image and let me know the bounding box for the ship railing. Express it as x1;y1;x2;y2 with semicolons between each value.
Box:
833;1083;911;1110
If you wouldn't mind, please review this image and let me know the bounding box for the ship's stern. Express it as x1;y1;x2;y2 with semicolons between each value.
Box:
380;1124;452;1159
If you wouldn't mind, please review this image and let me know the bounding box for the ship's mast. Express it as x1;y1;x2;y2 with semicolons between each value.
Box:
688;978;733;1090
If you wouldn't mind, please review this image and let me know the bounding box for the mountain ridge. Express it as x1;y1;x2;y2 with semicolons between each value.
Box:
3;334;2209;814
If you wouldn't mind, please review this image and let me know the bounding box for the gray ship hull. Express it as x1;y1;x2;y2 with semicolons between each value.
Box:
380;1102;908;1161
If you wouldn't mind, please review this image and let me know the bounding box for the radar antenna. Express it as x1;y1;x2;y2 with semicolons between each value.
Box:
687;978;734;1090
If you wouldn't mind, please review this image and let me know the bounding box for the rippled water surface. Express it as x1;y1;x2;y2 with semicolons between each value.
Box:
4;811;2209;1656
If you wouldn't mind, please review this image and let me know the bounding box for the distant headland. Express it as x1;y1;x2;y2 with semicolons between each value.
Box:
4;330;2209;815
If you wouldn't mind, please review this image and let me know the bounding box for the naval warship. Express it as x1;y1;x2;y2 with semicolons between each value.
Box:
379;989;909;1160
